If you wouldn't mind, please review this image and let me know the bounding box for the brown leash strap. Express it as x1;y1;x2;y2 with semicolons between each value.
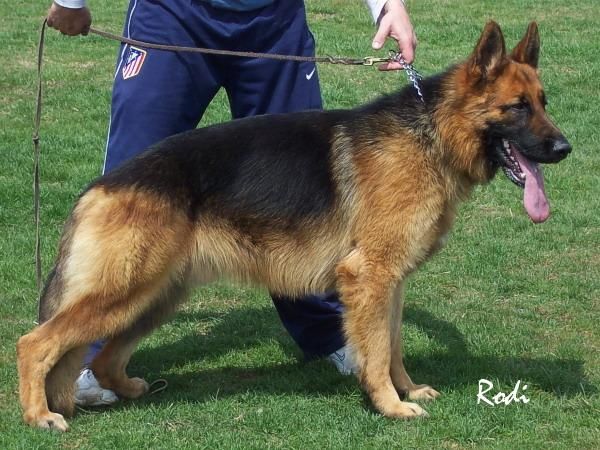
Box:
88;26;390;66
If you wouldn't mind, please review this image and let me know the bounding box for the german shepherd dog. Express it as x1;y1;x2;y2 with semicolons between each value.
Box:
18;21;571;430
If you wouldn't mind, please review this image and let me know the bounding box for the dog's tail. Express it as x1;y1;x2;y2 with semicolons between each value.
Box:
37;222;85;417
38;210;80;323
38;266;60;323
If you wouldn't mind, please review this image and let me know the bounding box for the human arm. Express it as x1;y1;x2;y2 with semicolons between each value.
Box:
365;0;417;70
47;0;92;36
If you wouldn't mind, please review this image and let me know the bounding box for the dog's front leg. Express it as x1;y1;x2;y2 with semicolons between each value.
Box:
390;283;440;401
336;250;427;419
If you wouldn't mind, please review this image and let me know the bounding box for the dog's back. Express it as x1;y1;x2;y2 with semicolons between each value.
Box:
98;111;344;224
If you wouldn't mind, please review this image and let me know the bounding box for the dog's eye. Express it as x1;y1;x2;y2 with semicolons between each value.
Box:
510;99;530;112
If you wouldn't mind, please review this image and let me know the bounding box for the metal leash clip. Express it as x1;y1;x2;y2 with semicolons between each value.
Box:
362;56;393;66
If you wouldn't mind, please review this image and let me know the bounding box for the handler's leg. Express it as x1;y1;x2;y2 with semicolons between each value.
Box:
104;0;221;172
78;0;222;405
218;0;349;366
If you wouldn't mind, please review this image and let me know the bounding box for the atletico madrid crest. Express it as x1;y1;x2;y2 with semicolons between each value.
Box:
122;46;147;80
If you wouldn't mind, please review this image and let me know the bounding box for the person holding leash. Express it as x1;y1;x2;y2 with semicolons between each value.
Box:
45;0;417;407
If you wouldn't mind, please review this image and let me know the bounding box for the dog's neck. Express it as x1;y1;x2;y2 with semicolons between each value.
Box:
351;66;494;195
427;65;495;186
388;66;493;199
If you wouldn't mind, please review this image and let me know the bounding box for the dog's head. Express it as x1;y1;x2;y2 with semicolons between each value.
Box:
451;21;571;223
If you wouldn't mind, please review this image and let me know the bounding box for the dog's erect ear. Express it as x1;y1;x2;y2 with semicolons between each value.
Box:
511;22;540;68
470;21;507;79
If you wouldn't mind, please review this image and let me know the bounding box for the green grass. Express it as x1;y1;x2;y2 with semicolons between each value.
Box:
1;0;599;448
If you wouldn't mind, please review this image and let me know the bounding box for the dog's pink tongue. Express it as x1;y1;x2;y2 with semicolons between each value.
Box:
513;148;549;223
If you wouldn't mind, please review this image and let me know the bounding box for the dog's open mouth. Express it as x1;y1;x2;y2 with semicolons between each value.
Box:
500;138;550;223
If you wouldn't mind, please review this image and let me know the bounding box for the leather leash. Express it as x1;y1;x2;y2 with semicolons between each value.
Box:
88;26;394;66
33;19;47;305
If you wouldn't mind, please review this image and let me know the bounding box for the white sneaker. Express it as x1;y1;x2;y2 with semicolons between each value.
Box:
327;345;358;376
74;369;119;406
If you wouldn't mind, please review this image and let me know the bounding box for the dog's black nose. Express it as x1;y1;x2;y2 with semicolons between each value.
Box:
552;136;572;157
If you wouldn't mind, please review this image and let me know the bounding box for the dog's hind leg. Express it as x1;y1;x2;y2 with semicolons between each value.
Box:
17;187;191;431
45;346;88;418
16;262;83;428
17;274;177;431
389;283;440;402
18;322;72;431
90;283;188;399
336;250;427;419
34;265;88;418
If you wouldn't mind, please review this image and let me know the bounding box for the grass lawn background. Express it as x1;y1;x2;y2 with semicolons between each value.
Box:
1;0;598;448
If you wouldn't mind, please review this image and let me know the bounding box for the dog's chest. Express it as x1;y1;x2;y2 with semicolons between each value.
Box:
425;200;457;259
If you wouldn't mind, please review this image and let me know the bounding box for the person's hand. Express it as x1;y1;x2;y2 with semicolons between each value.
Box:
47;2;92;36
371;0;417;70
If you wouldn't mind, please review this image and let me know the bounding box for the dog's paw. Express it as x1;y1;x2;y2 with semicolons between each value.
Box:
407;384;441;402
25;411;69;432
389;401;429;419
118;377;149;399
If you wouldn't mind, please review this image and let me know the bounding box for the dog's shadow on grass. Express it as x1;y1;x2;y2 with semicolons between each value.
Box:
401;307;596;397
127;304;595;407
